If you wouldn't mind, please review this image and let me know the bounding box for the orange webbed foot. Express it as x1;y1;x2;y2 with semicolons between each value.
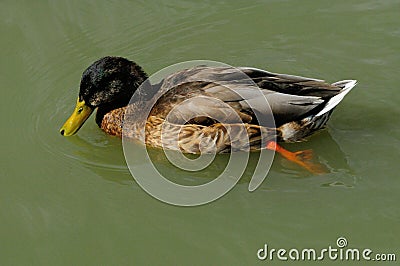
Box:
266;141;327;174
293;149;313;161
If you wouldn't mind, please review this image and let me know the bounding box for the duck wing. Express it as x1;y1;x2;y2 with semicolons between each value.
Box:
239;67;341;98
149;66;347;127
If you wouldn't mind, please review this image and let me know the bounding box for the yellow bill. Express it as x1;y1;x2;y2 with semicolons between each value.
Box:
60;98;93;136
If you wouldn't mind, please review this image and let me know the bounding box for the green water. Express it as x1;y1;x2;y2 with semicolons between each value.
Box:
1;0;399;265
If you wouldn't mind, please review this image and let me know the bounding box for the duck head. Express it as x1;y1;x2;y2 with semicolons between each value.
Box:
60;56;148;136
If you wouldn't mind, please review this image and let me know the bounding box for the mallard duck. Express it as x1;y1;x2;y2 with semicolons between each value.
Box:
60;56;356;173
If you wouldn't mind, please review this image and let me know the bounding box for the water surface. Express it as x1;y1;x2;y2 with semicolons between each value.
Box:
1;0;399;265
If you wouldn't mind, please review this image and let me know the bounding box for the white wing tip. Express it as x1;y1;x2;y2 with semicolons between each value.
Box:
315;79;357;117
332;79;358;90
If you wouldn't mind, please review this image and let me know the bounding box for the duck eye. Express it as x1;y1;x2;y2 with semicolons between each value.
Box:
77;107;83;114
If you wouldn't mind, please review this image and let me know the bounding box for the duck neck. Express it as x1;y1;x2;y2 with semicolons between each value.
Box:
95;63;149;127
95;99;126;127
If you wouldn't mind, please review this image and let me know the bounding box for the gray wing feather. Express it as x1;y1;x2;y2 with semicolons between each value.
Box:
155;66;338;126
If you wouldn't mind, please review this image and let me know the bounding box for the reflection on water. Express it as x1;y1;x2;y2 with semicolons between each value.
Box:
49;122;356;189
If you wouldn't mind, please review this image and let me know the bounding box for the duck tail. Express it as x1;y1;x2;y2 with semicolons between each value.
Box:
315;80;357;117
